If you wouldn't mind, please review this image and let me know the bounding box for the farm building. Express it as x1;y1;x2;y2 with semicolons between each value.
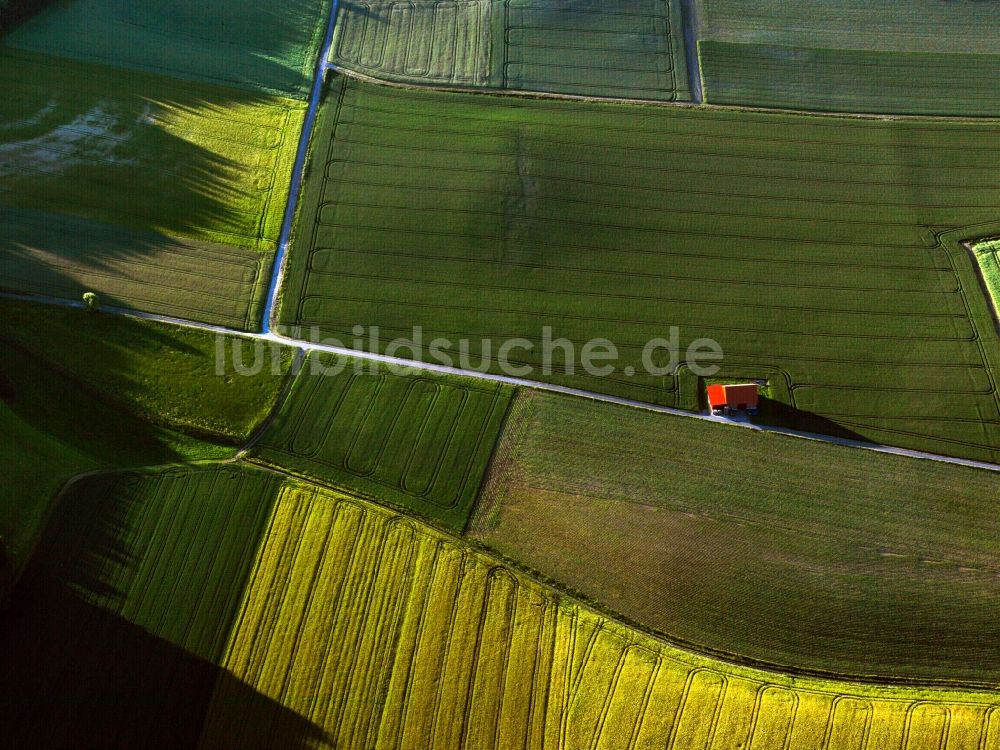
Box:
707;383;759;416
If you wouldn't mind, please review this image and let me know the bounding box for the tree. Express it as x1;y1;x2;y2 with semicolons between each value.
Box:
82;291;99;312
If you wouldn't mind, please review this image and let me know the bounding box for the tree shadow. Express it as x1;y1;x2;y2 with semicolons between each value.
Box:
0;466;332;749
0;47;292;328
4;0;331;96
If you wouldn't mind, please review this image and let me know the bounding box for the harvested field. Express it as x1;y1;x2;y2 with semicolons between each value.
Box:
3;0;332;97
249;353;513;530
331;0;689;100
279;75;1000;462
0;48;304;252
198;483;1000;749
470;389;1000;683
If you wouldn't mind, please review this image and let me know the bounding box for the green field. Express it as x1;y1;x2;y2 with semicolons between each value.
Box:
0;299;293;571
0;206;275;329
279;75;1000;462
470;389;1000;683
199;481;1000;750
697;0;1000;53
4;0;331;97
0;48;304;251
249;353;512;530
700;42;1000;116
696;0;1000;114
973;239;1000;324
0;465;312;749
331;0;690;100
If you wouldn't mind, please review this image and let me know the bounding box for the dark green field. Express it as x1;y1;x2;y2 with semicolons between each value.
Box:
4;0;331;97
696;0;1000;115
470;389;1000;683
249;353;513;529
279;74;1000;462
701;42;1000;116
0;299;293;571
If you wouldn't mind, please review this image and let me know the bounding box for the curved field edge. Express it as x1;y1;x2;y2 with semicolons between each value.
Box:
7;461;998;748
199;476;1000;749
0;300;296;574
469;387;1000;685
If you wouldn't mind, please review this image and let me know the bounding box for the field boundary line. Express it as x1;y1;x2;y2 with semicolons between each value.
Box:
236;347;308;457
325;63;1000;122
260;0;342;334
5;287;999;473
963;241;1000;338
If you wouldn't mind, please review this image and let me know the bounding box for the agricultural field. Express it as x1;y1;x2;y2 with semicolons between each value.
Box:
3;0;332;97
279;74;1000;462
248;352;513;530
0;298;293;574
0;465;299;749
330;0;690;100
696;0;1000;114
199;482;1000;749
0;48;304;251
0;46;305;324
470;389;1000;683
972;239;1000;324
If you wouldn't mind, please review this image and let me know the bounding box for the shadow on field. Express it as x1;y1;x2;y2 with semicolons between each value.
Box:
0;583;330;750
756;396;870;443
0;469;332;749
0;47;289;325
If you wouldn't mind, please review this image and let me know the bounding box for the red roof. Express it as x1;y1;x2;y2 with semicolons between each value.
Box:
706;384;728;409
707;383;759;409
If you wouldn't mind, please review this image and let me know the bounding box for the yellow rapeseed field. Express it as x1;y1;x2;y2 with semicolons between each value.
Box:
199;483;1000;749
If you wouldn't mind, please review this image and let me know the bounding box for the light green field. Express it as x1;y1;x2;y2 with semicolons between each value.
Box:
973;239;1000;323
696;0;1000;114
331;0;690;100
249;353;513;530
471;389;1000;683
0;299;293;572
200;482;1000;749
3;0;331;97
700;42;1000;116
279;75;1000;462
0;48;304;252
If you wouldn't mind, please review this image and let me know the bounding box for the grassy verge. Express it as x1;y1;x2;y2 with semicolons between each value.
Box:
469;389;1000;683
